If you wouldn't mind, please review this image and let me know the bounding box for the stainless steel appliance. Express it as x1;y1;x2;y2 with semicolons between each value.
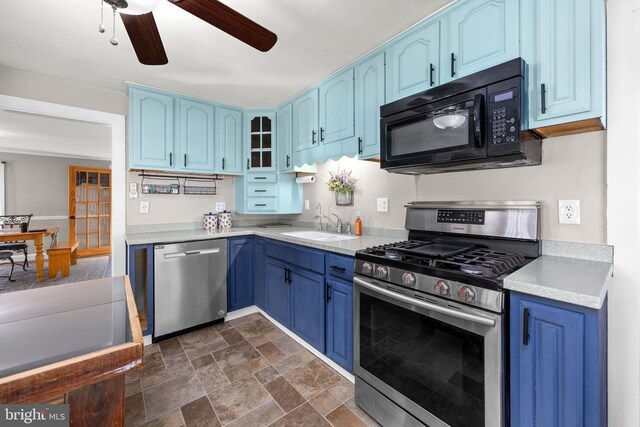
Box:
354;201;541;427
154;239;227;339
380;59;541;174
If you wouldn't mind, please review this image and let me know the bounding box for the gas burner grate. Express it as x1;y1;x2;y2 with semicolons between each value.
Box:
434;249;527;279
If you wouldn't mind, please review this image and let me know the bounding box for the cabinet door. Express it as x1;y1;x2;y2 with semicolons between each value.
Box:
510;294;585;427
525;0;592;125
266;259;291;328
292;89;319;152
127;244;154;336
319;68;355;145
129;88;175;170
445;0;519;81
227;237;254;311
217;107;243;174
290;268;325;352
179;98;215;173
385;21;440;102
355;53;385;159
326;278;353;372
277;104;293;172
254;238;266;310
246;111;276;172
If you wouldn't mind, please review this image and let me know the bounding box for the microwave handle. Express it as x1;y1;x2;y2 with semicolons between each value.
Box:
473;94;484;148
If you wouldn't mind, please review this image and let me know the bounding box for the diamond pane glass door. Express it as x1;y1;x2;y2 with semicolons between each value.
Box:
69;166;111;257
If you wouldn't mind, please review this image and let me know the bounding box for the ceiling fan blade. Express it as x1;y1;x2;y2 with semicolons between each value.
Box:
120;12;168;65
170;0;277;52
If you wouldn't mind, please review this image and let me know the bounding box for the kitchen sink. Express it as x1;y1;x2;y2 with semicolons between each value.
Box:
281;231;357;242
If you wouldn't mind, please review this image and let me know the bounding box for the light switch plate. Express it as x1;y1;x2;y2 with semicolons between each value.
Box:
305;200;310;210
215;202;226;212
139;201;150;214
377;198;389;212
129;182;138;199
559;199;580;224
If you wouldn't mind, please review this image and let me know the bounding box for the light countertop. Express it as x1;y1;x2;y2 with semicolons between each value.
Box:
504;255;613;309
126;226;402;257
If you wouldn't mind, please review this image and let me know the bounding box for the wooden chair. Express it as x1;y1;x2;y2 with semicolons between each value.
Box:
47;241;79;279
0;214;33;270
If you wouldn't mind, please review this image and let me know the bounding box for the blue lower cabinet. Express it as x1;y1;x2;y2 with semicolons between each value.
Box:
326;277;354;372
266;258;291;328
126;243;154;336
510;292;607;427
227;237;255;311
291;268;326;353
254;238;266;310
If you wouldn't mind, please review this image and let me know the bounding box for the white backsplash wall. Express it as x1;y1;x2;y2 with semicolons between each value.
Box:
299;130;606;244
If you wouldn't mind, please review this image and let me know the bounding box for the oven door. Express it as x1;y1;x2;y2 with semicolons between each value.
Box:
380;89;487;170
353;275;503;427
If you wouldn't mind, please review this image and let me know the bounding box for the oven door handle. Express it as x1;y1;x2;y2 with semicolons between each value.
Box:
354;277;496;327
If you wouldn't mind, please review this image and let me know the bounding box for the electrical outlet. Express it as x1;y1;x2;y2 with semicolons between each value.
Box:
377;198;389;212
559;200;581;224
305;200;310;210
215;202;226;212
139;201;150;214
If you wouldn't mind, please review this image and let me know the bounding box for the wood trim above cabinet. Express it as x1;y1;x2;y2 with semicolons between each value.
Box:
533;118;605;139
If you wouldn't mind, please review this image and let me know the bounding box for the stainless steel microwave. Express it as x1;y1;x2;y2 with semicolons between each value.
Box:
380;58;541;174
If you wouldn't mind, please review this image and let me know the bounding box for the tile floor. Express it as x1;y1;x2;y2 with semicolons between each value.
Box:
125;312;380;427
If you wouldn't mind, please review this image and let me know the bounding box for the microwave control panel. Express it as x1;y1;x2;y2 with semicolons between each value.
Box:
490;88;520;145
437;209;485;225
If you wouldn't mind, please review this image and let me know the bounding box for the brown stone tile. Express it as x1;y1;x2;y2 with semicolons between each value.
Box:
246;334;270;347
213;321;234;332
268;402;330;427
137;351;165;381
184;336;229;361
228;313;263;326
271;335;305;356
283;360;342;399
225;399;285;427
191;354;215;370
272;351;315;374
327;377;354;402
145;343;161;355
195;357;230;394
253;366;282;385
125;392;146;427
234;317;278;341
256;342;287;364
180;396;220;427
159;338;186;359
212;341;261;371
344;398;381;427
308;391;341;416
141;353;194;390
126;379;142;398
139;410;184;427
220;328;246;345
223;355;271;382
208;376;271;425
178;327;221;351
326;405;367;427
143;372;206;420
263;376;306;413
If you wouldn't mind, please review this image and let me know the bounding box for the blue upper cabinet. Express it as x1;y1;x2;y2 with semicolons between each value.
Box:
292;88;320;166
319;68;355;147
216;107;243;175
385;21;440;102
246;110;276;172
444;0;519;82
521;0;605;132
178;98;215;173
510;292;607;427
277;103;293;172
129;87;175;170
355;52;385;159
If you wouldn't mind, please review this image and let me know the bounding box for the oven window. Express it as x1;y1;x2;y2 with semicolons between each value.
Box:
359;293;484;427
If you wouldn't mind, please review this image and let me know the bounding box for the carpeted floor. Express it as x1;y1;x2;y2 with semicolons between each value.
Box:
0;255;112;293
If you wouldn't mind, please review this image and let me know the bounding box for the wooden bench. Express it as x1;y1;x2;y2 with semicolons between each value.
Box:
47;241;79;279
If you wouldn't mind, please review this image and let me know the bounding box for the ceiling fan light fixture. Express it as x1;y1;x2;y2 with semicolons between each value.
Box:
108;0;162;15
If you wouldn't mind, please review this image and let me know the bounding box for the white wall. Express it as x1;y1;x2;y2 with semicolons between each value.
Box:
606;1;640;425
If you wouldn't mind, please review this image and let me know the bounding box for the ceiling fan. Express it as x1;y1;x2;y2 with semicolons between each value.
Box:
99;0;277;65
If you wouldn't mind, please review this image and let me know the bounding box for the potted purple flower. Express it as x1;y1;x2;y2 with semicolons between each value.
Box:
326;169;358;206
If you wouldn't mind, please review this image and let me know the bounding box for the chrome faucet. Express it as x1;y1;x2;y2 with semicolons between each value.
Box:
322;213;344;234
313;203;324;231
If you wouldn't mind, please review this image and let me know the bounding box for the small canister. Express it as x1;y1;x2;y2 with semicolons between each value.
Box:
204;212;218;230
218;211;232;229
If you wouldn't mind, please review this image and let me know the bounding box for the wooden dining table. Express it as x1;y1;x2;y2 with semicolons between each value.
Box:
0;229;54;282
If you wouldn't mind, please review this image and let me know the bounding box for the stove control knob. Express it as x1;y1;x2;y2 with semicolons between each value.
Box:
361;263;373;275
376;266;388;279
434;280;450;296
459;286;476;303
401;272;416;286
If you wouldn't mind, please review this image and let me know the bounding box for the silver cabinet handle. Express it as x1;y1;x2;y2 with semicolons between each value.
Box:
353;276;496;326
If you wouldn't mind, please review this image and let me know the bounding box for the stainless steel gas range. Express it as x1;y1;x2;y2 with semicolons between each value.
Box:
353;201;541;427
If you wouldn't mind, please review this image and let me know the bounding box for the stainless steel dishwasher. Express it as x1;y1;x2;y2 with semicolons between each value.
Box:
154;239;227;339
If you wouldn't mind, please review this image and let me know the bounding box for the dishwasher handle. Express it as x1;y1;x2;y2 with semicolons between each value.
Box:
163;247;221;259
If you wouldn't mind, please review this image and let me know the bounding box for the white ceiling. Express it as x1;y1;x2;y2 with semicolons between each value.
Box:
0;0;452;107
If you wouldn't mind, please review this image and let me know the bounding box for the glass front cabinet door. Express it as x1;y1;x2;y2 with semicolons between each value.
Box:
246;111;276;172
